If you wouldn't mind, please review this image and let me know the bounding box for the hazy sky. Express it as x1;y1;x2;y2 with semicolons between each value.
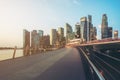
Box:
0;0;120;47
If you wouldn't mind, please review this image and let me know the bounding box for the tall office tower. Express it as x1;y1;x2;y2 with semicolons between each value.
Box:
88;15;94;41
108;27;113;38
93;27;97;40
31;30;39;51
114;30;118;38
58;27;64;42
40;35;50;48
50;29;57;46
23;29;30;55
75;22;81;38
65;23;73;34
80;17;87;42
38;30;44;48
87;15;92;41
101;14;108;39
65;23;73;43
38;30;44;38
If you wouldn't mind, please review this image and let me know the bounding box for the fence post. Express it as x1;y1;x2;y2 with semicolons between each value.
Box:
13;46;17;59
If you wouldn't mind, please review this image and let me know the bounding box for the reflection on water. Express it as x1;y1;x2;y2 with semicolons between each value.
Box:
0;49;23;61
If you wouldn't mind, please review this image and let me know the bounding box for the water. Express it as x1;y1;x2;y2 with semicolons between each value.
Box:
0;49;23;61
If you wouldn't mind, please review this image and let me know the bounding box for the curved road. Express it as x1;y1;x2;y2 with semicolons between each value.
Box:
0;48;86;80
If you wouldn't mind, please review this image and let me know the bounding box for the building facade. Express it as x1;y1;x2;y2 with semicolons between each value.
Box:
65;23;73;43
58;27;64;42
80;17;87;42
31;30;39;53
23;29;30;55
38;30;43;38
40;35;50;48
75;22;81;38
108;27;113;38
114;30;118;38
101;14;108;39
50;29;57;46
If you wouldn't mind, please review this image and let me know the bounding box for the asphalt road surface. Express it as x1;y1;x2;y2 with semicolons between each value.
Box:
0;48;86;80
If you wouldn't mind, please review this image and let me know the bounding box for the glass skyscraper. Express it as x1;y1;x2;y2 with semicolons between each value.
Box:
75;22;81;38
101;14;108;39
50;29;57;46
108;27;113;38
65;23;73;43
80;17;87;42
23;29;30;55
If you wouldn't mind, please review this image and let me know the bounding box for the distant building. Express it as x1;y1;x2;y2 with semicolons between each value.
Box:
65;23;73;43
67;32;75;40
50;29;57;46
23;29;30;55
80;17;87;42
114;30;118;38
31;30;39;52
93;27;97;40
75;22;81;38
108;27;113;38
40;35;50;48
88;15;94;41
38;30;43;38
87;15;91;41
66;23;73;34
58;27;64;42
101;14;108;39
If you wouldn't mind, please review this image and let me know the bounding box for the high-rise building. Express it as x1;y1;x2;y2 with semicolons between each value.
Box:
114;30;118;38
108;27;113;38
75;22;81;38
40;35;50;48
101;14;108;39
50;29;57;46
38;30;43;38
88;15;92;41
23;29;30;55
93;27;97;40
65;23;73;43
31;30;39;51
58;27;64;42
66;23;73;34
80;17;87;42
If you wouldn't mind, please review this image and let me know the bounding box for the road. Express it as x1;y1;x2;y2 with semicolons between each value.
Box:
0;48;86;80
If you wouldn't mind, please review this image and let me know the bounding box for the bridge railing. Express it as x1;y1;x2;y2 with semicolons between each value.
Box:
67;37;120;46
77;47;105;80
89;50;120;80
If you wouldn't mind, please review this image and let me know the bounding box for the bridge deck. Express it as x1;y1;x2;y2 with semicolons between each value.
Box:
0;48;86;80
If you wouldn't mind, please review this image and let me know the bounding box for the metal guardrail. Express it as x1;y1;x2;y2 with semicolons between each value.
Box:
89;50;120;80
77;47;105;80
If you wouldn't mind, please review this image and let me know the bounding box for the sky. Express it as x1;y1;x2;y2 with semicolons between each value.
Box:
0;0;120;47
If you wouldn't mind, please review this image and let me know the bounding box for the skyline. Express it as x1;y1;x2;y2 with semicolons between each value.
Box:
0;0;120;47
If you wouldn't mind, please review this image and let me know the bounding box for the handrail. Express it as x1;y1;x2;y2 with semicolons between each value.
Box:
80;48;105;80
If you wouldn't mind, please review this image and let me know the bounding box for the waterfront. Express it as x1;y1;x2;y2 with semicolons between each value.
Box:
0;49;23;61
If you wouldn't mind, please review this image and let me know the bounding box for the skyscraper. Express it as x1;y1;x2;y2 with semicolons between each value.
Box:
88;15;92;41
114;30;118;38
58;27;64;42
38;30;43;38
65;23;73;34
65;23;73;43
75;22;81;38
50;29;57;46
101;14;108;39
23;29;30;55
31;30;39;52
93;27;97;40
80;17;87;42
108;27;113;38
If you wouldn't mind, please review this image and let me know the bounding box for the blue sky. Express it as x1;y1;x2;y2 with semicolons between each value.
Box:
0;0;120;47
